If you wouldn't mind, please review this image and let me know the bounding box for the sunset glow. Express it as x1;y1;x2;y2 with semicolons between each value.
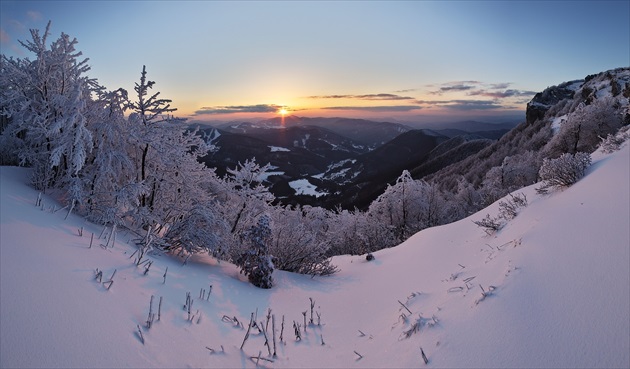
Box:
1;1;627;123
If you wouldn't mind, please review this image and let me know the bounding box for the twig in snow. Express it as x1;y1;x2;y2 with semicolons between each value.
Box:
143;261;152;275
206;345;225;355
240;312;254;350
89;233;94;248
249;352;274;364
260;320;271;356
293;321;302;341
103;269;116;290
265;308;272;332
94;268;103;283
354;351;363;360
158;296;163;321
420;347;429;364
146;295;155;328
272;314;277;357
162;267;168;284
309;297;315;325
136;325;145;345
398;300;413;315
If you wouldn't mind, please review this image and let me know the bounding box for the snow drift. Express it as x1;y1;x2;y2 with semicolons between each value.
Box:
1;142;628;368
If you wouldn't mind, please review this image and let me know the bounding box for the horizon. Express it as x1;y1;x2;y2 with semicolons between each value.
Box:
1;1;628;123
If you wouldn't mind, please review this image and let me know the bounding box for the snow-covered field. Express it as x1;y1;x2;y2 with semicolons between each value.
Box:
289;179;328;198
1;143;628;368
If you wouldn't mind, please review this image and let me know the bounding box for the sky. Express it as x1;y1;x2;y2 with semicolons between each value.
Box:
1;1;629;124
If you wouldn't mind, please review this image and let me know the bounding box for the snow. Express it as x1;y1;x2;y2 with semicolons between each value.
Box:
288;179;328;198
1;142;629;368
258;171;284;182
269;146;290;152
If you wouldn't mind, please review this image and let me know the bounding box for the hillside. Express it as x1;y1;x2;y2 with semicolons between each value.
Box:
1;138;628;368
205;116;514;209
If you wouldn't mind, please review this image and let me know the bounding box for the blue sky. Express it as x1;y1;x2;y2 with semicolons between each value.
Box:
1;1;628;123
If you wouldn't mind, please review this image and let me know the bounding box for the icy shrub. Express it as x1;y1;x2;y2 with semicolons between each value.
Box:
236;214;274;289
497;192;528;221
536;152;591;194
599;126;630;153
472;214;504;235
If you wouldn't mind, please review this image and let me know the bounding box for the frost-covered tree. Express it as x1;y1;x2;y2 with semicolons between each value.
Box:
163;201;230;259
219;158;275;238
236;214;274;289
546;97;623;156
481;150;541;205
268;205;337;276
368;171;452;243
326;208;397;256
125;65;178;209
123;66;213;230
368;171;421;242
454;176;483;217
536;152;591;193
0;22;100;192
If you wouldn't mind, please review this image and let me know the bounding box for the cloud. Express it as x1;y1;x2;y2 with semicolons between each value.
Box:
438;84;476;93
428;81;481;95
415;99;505;111
194;104;282;115
26;11;43;22
489;82;512;89
469;89;537;99
308;93;415;100
394;88;417;93
321;105;423;112
441;100;505;111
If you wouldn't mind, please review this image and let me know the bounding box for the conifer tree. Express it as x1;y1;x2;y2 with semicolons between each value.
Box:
236;214;274;289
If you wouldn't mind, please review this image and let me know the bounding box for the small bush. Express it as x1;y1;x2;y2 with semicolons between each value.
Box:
236;215;274;289
498;193;528;221
599;126;630;153
473;214;504;235
536;152;591;194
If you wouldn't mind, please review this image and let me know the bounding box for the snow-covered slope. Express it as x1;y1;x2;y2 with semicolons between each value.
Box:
1;142;628;368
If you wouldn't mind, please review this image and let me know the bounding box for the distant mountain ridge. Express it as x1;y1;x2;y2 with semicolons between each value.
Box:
199;115;515;209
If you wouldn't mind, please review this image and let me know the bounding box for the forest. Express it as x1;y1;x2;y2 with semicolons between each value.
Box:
2;23;628;288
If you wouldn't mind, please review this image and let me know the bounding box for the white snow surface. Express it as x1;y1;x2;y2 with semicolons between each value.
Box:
269;146;290;152
288;179;328;198
1;144;629;368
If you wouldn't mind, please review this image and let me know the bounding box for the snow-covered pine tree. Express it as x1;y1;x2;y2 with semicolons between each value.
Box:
236;214;274;289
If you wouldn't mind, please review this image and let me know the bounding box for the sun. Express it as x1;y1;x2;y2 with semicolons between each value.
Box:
278;107;289;116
